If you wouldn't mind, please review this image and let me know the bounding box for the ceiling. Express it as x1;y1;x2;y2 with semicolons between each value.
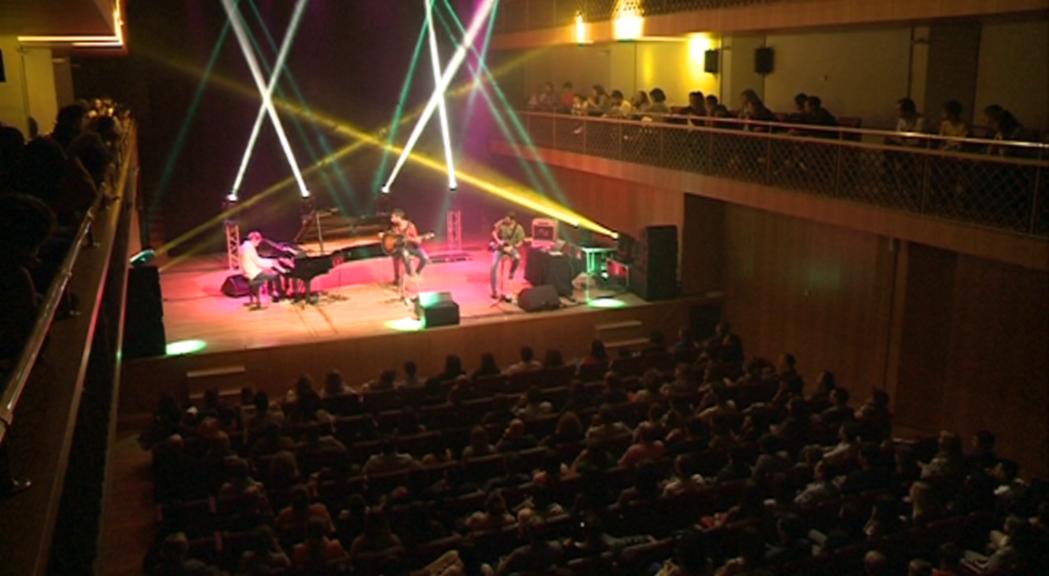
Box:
0;0;115;36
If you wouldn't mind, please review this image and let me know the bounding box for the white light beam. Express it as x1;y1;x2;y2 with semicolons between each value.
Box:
425;0;457;191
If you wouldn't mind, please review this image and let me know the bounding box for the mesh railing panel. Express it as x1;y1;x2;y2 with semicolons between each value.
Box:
518;113;1048;237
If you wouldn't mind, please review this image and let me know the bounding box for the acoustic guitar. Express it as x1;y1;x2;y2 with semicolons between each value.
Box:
380;231;435;255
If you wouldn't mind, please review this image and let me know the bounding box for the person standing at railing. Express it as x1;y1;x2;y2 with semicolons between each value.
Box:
0;194;55;371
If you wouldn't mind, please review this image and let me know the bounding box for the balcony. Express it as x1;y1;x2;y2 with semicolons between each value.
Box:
497;111;1048;240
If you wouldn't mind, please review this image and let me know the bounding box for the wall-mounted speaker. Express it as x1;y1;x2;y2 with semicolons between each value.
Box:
755;47;774;75
704;49;720;74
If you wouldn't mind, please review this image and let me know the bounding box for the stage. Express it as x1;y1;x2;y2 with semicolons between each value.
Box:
158;244;632;353
118;245;721;424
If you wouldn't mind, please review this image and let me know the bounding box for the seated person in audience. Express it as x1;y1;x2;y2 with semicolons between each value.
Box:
462;425;495;461
293;517;346;569
585;408;631;443
864;550;891;576
0;194;55;367
679;91;706;125
794;460;839;507
863;497;901;539
599;371;629;406
786;92;809;124
983;104;1025;155
362;437;421;475
220;457;265;499
321;369;351;397
807;370;837;411
362;368;397;392
991;459;1027;514
396;406;425;436
532;449;571;487
908;559;933;576
263;450;302;506
587;84;610;116
707;414;736;451
646;88;671;119
819;386;854;428
662;454;705;496
765;514;810;564
855;389;892;441
542;412;584;448
276;484;334;543
349;508;402;557
738;89;777;129
465;489;516;532
697;383;739;426
446;374;475;406
436;354;466;382
938;99;969;151
823;422;861;467
151;532;218;576
514;485;565;524
921;430;964;481
802;95;838;130
295;421;347;471
908;481;945;526
472;352;501;379
771;398;812;446
504;345;541;375
631;90;652;118
966;430;997;472
631;369;664;403
704;94;731;122
840;444;892;494
716;445;753;484
398;360;421;389
558;81;575;112
496;418;538;452
515;386;553;419
656;530;712;576
703;483;766;530
243;392;285;446
619;422;665;468
603;89;632;119
495;515;563;576
979;515;1037;575
578;339;609;372
481;394;515;426
671;327;698;363
662;363;694;397
641;330;668;357
398;502;449;548
571;444;617;476
238;525;291;574
667;414;708;456
890;97;927;143
712;321;744;366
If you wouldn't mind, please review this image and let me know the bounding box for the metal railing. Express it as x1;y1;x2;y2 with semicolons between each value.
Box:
497;0;788;33
510;111;1049;236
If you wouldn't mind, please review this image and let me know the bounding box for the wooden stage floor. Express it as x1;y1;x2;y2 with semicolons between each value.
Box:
159;247;637;354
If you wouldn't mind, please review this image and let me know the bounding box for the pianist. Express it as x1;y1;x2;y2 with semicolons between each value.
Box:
240;231;289;307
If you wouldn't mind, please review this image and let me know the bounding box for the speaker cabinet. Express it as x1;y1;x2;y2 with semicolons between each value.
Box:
755;47;774;75
124;266;167;358
632;225;678;301
221;274;251;297
704;49;720;74
416;292;460;328
518;285;561;312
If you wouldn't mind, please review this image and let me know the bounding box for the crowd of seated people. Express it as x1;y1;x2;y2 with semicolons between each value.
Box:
0;98;129;375
527;81;1043;151
142;323;1047;575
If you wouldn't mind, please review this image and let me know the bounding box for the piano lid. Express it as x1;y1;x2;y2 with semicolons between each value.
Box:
295;208;390;245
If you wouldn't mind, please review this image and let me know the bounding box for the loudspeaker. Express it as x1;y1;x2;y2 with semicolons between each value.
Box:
704;49;720;74
755;47;774;75
415;292;460;328
633;226;678;301
221;274;251;297
518;285;560;312
124;266;166;358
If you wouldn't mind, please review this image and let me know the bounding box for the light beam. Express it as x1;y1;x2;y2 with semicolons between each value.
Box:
425;0;457;191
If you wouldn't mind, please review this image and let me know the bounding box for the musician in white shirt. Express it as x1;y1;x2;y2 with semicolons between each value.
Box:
240;231;288;306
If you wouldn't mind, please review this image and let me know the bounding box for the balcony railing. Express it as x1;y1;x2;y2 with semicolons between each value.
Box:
510;111;1049;237
497;0;788;33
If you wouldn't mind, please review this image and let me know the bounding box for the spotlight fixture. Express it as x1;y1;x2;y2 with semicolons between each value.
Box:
130;249;156;267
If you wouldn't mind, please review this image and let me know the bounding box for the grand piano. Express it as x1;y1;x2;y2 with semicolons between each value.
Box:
259;209;389;303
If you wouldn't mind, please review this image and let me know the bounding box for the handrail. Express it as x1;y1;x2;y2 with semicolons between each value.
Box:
518;109;1049;155
0;183;107;445
507;110;1049;237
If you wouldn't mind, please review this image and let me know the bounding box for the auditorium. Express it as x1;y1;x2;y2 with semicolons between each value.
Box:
0;1;1046;574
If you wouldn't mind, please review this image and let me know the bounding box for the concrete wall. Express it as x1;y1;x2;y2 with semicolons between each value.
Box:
975;19;1049;131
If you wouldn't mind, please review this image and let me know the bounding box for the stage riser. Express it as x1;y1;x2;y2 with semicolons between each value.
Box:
119;297;720;426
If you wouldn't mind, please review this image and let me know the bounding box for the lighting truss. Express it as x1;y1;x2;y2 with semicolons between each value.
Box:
221;0;310;199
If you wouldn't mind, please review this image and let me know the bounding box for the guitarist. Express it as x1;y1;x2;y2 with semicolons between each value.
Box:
387;209;430;298
490;212;526;302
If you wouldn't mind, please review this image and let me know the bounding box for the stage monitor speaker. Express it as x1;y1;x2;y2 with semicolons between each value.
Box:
416;292;460;328
124;266;167;359
221;274;251;298
704;49;720;74
518;285;560;312
755;47;774;75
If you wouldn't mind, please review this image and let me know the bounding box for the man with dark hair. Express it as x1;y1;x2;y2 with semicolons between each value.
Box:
803;95;838;135
386;208;430;301
505;346;542;374
490;212;525;302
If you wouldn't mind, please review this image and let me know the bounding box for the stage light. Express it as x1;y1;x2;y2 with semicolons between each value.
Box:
130;249;156;267
228;0;309;202
382;0;497;192
221;0;310;198
588;297;627;309
166;339;208;356
385;317;425;332
574;13;589;45
425;0;458;191
381;184;391;194
613;1;643;41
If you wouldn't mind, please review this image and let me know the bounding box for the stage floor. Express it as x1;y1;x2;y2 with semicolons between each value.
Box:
159;246;637;354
